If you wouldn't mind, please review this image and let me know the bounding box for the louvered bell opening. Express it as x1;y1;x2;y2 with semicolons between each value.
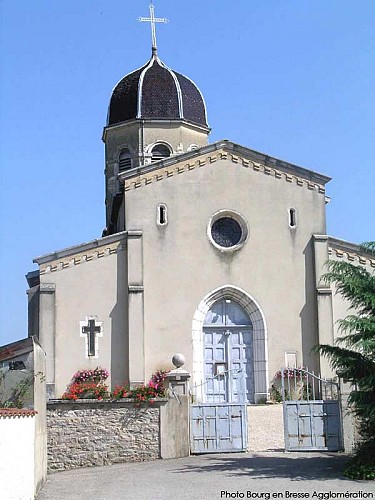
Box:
151;144;171;163
119;149;132;172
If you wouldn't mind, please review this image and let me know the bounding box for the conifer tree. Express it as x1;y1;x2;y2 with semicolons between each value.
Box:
316;242;375;479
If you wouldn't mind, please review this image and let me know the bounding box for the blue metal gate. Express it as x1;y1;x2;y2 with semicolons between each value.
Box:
190;368;248;454
190;403;248;453
281;368;343;451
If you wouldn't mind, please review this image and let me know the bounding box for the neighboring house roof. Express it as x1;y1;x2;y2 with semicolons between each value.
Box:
0;337;33;363
26;269;40;288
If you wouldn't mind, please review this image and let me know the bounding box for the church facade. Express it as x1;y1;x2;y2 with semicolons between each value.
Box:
26;45;374;402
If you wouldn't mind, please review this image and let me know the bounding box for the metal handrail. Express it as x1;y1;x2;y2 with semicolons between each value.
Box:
280;367;339;402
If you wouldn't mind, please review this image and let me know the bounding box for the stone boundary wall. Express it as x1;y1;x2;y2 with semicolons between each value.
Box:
47;399;167;472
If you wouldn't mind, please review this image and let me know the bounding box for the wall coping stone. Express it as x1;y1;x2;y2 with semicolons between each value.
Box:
34;231;128;265
47;398;168;410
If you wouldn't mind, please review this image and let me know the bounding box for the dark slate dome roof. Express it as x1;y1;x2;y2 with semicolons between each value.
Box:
107;53;208;128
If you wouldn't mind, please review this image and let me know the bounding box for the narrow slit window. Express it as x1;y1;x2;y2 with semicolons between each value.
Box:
157;204;168;226
289;208;297;228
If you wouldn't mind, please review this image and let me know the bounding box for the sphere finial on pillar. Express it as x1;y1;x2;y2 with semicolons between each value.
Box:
172;353;185;369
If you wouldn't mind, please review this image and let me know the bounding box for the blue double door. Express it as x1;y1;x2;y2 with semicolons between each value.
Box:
203;299;254;403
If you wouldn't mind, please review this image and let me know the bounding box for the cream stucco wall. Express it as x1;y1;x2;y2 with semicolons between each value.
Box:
124;148;328;388
329;241;375;342
38;236;128;396
31;144;351;398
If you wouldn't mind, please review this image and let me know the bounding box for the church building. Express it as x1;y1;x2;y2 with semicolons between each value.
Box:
25;6;374;402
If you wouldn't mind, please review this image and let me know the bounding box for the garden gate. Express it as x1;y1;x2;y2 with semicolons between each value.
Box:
190;368;248;453
281;368;343;451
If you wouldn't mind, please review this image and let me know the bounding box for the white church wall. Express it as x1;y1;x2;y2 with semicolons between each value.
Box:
38;236;128;396
124;149;328;388
0;412;36;500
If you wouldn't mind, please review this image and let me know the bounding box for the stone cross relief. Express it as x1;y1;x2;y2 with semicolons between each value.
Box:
80;317;103;358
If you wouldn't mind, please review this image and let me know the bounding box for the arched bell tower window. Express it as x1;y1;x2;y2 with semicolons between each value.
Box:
151;144;171;163
119;148;132;172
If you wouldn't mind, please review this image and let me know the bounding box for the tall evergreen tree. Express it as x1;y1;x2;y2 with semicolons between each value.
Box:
316;242;375;479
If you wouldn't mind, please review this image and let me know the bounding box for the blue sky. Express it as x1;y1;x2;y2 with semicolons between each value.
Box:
1;0;374;346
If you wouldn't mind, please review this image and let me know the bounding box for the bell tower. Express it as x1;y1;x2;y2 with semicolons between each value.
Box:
102;3;210;235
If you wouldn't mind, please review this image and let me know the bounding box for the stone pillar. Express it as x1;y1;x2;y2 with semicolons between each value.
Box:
339;379;358;453
32;337;47;496
160;354;191;458
127;230;145;385
38;283;56;399
313;234;335;377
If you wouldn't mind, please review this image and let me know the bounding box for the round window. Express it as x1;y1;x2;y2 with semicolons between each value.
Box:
208;210;248;251
211;217;242;248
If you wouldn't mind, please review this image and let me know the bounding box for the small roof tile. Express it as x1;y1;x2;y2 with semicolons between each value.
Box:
0;408;37;418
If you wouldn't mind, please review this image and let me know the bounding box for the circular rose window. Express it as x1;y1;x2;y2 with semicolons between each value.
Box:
211;217;242;247
208;210;248;251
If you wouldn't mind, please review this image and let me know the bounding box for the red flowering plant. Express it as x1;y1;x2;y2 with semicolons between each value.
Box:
61;367;110;400
110;369;169;402
62;382;108;401
130;384;160;403
111;385;129;400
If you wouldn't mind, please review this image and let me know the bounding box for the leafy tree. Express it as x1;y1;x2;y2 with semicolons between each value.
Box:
315;242;375;480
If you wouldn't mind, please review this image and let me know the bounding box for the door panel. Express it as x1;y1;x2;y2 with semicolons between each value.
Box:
204;326;253;402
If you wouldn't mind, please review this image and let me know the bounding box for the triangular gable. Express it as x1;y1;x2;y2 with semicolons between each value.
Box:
119;140;331;195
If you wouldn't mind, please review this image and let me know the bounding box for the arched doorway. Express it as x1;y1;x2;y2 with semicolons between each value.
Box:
203;298;254;403
192;285;268;404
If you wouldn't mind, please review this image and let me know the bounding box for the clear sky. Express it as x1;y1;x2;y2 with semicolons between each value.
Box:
1;0;374;346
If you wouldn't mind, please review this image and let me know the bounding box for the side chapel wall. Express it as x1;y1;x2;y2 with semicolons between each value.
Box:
328;240;375;341
37;235;128;397
327;240;374;452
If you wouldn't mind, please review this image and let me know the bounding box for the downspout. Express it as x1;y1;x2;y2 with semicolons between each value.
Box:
140;119;145;167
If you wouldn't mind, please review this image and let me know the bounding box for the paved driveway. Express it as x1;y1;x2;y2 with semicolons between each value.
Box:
38;452;374;500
